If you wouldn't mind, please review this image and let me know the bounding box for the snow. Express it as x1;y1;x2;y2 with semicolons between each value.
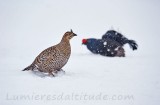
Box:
0;0;160;105
103;42;107;45
114;47;119;51
107;49;111;52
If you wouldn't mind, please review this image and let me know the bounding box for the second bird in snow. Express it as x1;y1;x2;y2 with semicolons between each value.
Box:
82;38;125;57
82;30;138;57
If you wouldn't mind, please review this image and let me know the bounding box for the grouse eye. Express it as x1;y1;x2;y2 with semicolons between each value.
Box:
69;35;72;39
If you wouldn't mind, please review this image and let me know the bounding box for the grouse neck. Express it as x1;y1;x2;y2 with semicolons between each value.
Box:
61;37;70;43
60;38;70;46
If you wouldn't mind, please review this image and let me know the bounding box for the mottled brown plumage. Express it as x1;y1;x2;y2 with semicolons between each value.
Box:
23;30;77;76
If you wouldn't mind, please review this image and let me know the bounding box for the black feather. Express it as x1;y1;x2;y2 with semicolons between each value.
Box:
102;30;138;50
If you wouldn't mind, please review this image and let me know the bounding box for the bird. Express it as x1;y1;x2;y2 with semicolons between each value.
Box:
102;30;138;50
23;29;77;76
82;38;125;57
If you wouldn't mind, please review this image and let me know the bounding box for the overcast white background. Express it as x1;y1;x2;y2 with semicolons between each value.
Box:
0;0;160;105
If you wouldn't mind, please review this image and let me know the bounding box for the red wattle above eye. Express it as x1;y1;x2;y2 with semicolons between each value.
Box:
82;39;87;44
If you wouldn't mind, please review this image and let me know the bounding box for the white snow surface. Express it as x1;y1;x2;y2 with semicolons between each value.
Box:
0;0;160;105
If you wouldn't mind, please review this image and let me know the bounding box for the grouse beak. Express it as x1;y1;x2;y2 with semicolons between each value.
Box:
73;34;77;36
82;42;86;45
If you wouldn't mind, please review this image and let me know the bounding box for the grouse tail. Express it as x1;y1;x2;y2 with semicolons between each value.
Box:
127;40;138;50
22;64;34;71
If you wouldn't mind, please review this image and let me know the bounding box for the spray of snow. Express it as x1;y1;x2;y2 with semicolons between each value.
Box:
103;42;107;46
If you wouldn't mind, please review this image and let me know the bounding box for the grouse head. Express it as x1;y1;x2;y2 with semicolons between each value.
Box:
62;29;77;41
82;38;97;45
82;39;88;45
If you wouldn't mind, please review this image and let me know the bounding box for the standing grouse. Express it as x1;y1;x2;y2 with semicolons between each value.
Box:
102;30;138;50
23;30;77;76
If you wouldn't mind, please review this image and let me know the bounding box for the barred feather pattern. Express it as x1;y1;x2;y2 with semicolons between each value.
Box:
33;41;71;73
23;30;76;76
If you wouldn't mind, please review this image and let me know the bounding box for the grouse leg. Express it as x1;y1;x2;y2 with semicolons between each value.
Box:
59;69;65;73
48;69;55;77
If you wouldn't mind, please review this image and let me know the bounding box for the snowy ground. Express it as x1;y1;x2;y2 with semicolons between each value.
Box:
0;0;160;105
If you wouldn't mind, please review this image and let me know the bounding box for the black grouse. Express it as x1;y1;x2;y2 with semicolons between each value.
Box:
82;38;125;57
